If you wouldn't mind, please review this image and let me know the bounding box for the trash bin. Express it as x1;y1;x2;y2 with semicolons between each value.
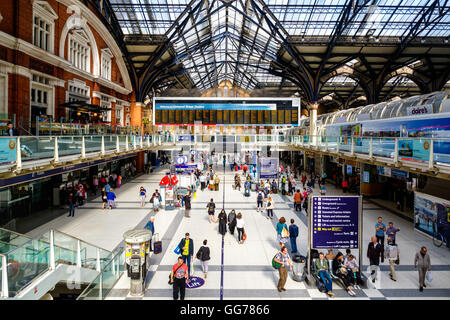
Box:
291;254;306;282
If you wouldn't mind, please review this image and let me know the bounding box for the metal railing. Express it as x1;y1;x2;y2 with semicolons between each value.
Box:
1;134;449;172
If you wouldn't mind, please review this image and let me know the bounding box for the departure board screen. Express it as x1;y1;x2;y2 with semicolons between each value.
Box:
154;99;299;125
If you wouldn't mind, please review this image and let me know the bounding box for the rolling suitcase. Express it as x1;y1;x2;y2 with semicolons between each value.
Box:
153;233;162;254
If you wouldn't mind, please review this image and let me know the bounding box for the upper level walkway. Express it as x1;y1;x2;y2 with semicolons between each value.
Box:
1;133;449;181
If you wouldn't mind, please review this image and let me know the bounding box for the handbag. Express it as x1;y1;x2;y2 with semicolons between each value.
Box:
174;246;181;255
340;267;348;275
426;271;432;283
394;255;400;265
281;226;289;238
242;233;247;241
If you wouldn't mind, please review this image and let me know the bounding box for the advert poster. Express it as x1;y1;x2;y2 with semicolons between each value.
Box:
165;186;174;201
0;138;17;164
259;157;279;179
414;191;450;238
398;139;431;162
311;196;360;249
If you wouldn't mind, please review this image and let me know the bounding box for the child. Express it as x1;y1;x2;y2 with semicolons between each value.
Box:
107;188;116;210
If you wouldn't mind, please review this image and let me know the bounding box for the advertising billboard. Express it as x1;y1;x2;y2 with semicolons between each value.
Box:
259;157;278;179
414;191;450;238
0;138;17;164
398;139;431;162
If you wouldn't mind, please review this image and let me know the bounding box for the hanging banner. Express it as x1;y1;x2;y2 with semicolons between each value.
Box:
414;191;450;238
311;196;361;249
259;157;278;179
0;138;17;164
398;139;431;162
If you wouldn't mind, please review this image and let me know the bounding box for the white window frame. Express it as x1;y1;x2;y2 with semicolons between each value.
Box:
67;79;90;103
30;75;54;117
101;48;113;81
32;1;57;54
68;30;91;73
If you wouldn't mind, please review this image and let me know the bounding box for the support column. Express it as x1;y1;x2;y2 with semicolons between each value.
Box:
308;102;318;147
131;101;143;134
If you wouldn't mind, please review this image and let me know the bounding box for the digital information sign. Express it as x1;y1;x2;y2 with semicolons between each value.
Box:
153;98;300;126
310;196;361;249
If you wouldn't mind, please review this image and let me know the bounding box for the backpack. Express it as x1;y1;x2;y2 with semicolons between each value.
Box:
257;192;263;202
272;253;282;269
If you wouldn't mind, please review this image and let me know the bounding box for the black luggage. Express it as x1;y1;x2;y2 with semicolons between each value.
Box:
153;233;162;254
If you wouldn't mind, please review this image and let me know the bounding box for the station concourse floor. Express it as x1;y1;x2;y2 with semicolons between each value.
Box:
27;165;450;300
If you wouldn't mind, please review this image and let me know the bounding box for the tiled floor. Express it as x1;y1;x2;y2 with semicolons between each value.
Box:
29;164;450;300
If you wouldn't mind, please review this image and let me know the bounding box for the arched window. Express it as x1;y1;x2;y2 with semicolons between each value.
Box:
68;29;91;72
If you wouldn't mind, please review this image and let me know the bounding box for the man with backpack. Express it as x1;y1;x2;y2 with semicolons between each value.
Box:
289;219;299;254
272;246;292;292
256;190;264;212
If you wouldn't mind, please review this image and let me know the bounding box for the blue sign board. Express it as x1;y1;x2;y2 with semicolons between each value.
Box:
391;169;409;180
311;196;360;249
0;138;17;164
363;171;370;183
156;102;276;111
259;157;278;179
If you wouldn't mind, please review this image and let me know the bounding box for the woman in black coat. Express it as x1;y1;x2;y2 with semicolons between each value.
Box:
184;192;192;210
228;209;237;235
218;209;227;236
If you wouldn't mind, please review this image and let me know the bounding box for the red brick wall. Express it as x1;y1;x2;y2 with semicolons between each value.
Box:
0;0;133;120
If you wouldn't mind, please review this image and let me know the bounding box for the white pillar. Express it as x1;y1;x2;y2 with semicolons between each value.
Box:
133;135;137;150
147;135;150;147
428;139;434;170
101;136;105;156
369;138;373;159
15;137;22;171
308;103;318;147
76;240;82;268
394;138;399;166
54;137;59;163
125;135;129;151
351;137;355;156
81;136;86;159
49;230;56;270
2;255;9;298
116;136;120;153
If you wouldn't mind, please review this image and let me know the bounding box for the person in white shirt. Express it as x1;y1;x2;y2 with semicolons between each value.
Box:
236;212;245;244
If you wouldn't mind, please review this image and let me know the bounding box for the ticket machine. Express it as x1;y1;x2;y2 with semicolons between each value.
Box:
123;229;152;296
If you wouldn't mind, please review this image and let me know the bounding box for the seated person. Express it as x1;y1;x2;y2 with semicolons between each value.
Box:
325;249;336;260
332;252;356;296
314;252;335;297
344;254;362;288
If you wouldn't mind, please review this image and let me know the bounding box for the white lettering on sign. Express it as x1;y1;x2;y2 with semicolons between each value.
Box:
407;104;433;116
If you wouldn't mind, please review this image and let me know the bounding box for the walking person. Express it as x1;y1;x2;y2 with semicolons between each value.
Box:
144;216;155;250
177;233;194;276
218;209;227;236
276;217;289;248
375;217;387;247
273;246;292;292
414;246;431;292
256;190;264;212
67;193;75;217
92;176;99;196
293;189;302;212
101;187;107;210
385;237;399;281
288;219;299;254
139;186;147;207
386;222;400;245
196;240;211;279
107;188;116;210
170;256;189;300
184;192;192;217
206;198;216;223
315;252;335;297
367;236;384;283
266;196;274;219
236;212;245;244
117;174;122;188
342;179;349;193
228;209;237;235
200;174;206;191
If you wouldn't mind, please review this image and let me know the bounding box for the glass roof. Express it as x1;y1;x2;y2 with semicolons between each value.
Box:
109;0;450;90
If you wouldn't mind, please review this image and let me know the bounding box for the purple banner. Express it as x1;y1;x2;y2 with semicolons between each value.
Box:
311;196;360;249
